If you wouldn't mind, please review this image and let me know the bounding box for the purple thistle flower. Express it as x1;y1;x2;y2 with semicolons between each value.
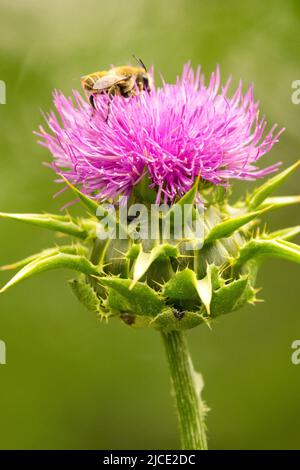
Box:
36;63;284;204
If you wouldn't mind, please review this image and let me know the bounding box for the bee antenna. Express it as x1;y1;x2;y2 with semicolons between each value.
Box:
132;54;147;72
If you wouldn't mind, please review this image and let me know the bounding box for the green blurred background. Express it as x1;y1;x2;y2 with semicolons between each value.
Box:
0;0;299;450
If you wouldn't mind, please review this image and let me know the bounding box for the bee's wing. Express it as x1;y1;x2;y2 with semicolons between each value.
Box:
93;74;130;91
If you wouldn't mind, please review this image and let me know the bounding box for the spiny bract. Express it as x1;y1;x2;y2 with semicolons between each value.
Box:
1;162;300;331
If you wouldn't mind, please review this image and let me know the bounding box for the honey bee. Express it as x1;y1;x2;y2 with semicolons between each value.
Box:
81;57;152;114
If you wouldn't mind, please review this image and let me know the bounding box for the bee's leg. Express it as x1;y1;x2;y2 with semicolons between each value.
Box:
118;76;135;98
104;101;111;123
127;87;136;97
89;94;96;109
136;78;144;93
104;89;114;123
88;94;97;122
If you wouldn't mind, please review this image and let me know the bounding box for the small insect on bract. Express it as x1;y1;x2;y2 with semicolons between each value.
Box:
81;56;152;120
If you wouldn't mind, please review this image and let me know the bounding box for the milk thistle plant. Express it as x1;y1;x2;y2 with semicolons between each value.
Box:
1;64;300;450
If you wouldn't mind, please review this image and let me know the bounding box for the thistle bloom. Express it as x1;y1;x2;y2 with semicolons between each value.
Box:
36;64;283;203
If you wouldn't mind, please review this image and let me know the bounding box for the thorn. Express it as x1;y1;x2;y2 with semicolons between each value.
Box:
254;287;263;294
129;280;137;290
110;256;127;262
0;264;15;271
90;274;101;280
98;311;110;323
112;248;127;257
151;279;164;289
200;314;212;330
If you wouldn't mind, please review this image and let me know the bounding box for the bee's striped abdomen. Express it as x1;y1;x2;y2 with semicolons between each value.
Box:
82;72;107;92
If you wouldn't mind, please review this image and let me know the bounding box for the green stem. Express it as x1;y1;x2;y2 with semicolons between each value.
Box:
161;330;208;450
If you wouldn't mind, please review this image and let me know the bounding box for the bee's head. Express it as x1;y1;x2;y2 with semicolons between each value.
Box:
141;72;153;93
132;55;153;93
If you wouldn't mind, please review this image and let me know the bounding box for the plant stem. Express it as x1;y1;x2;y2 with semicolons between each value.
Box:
161;330;208;450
